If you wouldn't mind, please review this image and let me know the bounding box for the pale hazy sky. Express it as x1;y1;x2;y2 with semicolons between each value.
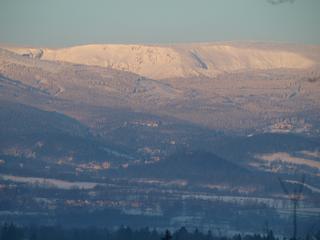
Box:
0;0;319;47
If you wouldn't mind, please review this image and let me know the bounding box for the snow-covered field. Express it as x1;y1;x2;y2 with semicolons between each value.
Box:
255;152;320;169
0;174;102;190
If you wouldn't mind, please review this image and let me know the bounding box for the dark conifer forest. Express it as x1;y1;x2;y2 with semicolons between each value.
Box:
1;223;320;240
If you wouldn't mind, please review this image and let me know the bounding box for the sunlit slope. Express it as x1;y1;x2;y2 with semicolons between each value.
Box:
1;43;320;131
5;43;316;79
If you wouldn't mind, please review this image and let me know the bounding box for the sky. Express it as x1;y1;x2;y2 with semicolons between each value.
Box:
0;0;319;47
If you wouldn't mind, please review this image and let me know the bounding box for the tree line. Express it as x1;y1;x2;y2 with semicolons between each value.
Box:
1;223;320;240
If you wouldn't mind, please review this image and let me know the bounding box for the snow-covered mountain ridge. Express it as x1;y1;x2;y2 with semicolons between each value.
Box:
4;42;317;79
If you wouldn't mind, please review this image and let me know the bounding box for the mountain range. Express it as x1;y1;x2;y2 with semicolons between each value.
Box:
0;42;320;234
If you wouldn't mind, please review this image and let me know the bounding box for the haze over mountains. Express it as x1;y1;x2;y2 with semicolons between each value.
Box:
1;42;320;234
